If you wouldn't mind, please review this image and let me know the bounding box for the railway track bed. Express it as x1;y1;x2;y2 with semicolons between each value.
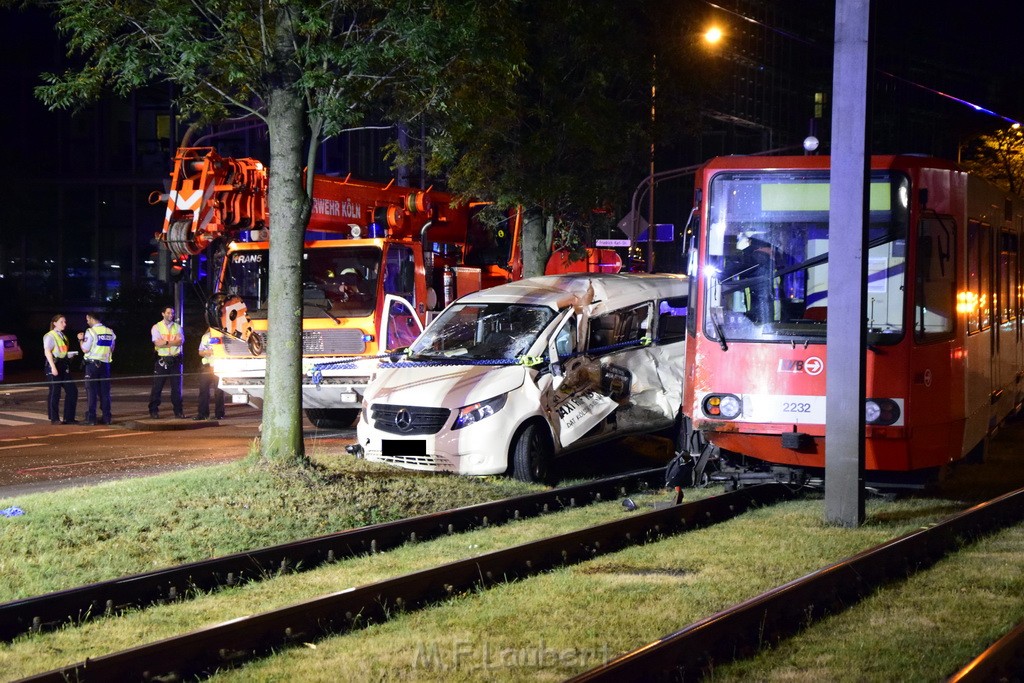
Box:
0;469;667;642
4;478;1024;680
13;483;797;681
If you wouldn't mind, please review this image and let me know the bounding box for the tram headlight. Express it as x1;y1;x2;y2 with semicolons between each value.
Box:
702;393;741;420
865;398;900;426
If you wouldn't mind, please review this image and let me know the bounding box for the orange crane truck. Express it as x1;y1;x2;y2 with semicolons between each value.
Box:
152;146;523;426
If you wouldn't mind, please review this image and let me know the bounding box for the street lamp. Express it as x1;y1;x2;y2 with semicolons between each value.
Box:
704;26;723;45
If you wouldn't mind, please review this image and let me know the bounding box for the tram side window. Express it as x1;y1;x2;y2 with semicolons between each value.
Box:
966;221;978;333
966;220;991;334
981;223;992;330
999;230;1018;324
915;217;956;342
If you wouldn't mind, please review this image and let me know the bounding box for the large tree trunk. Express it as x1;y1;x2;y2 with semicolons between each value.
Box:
521;207;550;278
260;11;310;467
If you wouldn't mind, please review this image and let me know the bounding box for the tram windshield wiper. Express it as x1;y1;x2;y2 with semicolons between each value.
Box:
710;311;729;352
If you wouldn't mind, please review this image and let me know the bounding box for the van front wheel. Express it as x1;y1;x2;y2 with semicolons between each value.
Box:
511;423;552;483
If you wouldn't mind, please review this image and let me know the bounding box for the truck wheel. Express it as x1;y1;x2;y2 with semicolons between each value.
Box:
511;422;552;483
305;409;359;428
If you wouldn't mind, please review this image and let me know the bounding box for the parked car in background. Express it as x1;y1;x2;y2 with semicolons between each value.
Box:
0;332;23;362
354;273;688;482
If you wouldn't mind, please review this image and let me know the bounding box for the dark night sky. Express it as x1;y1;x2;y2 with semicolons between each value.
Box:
3;1;1024;335
872;2;1024;124
3;2;1024;170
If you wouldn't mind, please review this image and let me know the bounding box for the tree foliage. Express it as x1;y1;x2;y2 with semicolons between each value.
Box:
11;0;518;466
961;125;1024;195
388;0;699;274
7;0;702;467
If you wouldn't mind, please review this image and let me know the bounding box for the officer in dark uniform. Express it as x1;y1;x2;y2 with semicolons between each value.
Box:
43;313;78;424
78;312;115;425
194;327;226;421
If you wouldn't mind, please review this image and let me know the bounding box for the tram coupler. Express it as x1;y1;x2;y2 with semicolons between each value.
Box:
345;444;364;458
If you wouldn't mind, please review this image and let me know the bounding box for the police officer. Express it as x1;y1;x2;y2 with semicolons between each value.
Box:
148;306;185;419
194;327;225;421
43;313;78;425
78;312;115;425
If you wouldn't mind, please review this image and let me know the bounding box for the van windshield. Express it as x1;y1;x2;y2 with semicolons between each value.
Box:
410;303;557;360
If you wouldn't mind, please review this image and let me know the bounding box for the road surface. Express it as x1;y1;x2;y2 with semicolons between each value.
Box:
0;369;356;498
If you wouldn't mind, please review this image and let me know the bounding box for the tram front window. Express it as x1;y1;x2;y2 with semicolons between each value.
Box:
703;171;909;345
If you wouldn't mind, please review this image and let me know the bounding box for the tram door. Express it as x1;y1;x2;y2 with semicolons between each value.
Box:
912;215;959;462
994;228;1019;426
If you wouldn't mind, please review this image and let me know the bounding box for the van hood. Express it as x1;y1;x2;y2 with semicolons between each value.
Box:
365;363;527;408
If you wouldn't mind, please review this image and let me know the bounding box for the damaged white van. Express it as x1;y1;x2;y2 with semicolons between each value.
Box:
353;272;688;482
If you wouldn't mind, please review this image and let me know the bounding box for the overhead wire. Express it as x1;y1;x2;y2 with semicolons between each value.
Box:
700;0;1022;126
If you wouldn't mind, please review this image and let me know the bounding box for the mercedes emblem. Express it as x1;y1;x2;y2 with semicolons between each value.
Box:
395;409;413;431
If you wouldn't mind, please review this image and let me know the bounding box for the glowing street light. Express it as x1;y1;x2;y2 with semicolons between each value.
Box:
704;26;723;45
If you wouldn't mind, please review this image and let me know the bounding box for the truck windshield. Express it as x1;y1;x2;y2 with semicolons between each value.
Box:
221;245;383;319
702;170;909;345
410;303;557;360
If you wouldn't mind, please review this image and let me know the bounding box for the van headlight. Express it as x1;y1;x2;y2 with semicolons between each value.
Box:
453;393;508;430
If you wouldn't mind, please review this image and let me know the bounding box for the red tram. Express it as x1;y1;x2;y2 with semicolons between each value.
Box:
682;154;1024;487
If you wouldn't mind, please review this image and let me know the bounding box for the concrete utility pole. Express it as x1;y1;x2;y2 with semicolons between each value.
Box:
647;53;656;273
825;0;871;526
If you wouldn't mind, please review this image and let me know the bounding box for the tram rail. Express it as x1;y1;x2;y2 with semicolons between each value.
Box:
948;618;1024;682
15;483;796;682
568;485;1024;681
0;468;665;642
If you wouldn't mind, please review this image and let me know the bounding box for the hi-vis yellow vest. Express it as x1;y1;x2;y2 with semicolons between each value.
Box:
85;325;115;362
155;321;183;357
45;330;69;358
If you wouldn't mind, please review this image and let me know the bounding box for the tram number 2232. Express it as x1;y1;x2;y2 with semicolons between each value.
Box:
782;402;813;414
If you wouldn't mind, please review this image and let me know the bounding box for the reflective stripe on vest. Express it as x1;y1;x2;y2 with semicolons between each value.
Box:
156;321;183;357
85;325;114;362
46;330;69;358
